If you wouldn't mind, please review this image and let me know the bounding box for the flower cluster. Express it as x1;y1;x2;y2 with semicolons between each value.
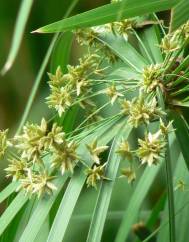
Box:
85;139;109;188
47;54;103;116
121;96;164;127
6;119;78;197
141;64;163;93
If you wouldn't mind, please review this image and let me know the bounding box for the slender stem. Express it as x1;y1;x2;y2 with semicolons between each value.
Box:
165;139;176;242
156;87;176;242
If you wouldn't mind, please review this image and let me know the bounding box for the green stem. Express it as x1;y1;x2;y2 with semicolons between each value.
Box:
156;87;176;242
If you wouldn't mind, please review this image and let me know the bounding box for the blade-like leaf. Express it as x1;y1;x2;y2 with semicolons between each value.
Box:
169;111;189;172
98;33;147;72
115;165;161;242
0;182;18;204
86;124;132;242
1;0;33;75
171;0;189;31
46;118;124;242
50;32;73;74
0;191;28;236
18;176;67;242
33;0;179;34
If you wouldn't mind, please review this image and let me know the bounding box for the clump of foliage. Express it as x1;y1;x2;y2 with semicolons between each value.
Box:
1;1;189;242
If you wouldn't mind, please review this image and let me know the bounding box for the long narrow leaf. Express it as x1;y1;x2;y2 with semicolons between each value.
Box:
1;0;33;75
86;124;132;242
33;0;179;33
171;0;189;31
0;182;18;204
0;192;28;236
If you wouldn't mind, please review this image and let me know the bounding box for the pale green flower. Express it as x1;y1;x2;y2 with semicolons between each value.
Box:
51;141;78;175
13;119;47;163
117;139;132;161
86;139;108;164
128;97;164;127
120;167;136;184
19;169;57;198
142;64;163;93
137;130;166;166
105;84;123;105
85;163;107;188
43;123;65;149
46;86;72;116
5;158;28;181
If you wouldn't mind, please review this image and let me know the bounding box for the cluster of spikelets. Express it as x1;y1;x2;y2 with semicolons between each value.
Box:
46;54;105;117
1;16;189;197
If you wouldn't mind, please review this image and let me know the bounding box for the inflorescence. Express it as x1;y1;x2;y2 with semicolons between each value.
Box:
1;14;189;197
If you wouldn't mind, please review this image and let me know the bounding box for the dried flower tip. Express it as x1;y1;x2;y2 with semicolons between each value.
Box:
120;167;136;184
86;139;108;164
5;159;27;181
105;84;124;105
85;163;107;188
51;141;78;175
0;129;8;159
117;139;132;161
137;130;166;166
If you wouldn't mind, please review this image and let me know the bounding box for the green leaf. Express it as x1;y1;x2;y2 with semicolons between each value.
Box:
0;182;18;204
86;124;132;242
169;111;189;172
50;32;73;74
171;0;189;31
1;0;33;75
18;175;67;242
33;0;179;34
115;165;161;242
46;118;124;242
98;33;147;72
0;191;28;236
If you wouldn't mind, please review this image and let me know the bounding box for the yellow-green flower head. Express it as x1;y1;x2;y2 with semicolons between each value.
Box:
137;130;166;166
5;159;27;181
105;84;124;105
117;139;132;161
51;140;78;175
42;123;65;150
46;86;72;117
142;64;163;93
19;169;57;198
128;97;164;128
120;167;136;184
48;66;70;87
0;129;8;159
13;118;47;163
85;163;107;188
160;35;180;53
86;139;109;164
